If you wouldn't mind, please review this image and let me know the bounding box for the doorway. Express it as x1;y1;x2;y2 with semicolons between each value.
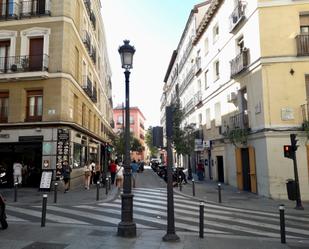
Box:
217;156;224;183
241;148;251;191
29;37;43;71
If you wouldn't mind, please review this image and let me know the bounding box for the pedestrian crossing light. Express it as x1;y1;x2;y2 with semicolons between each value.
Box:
283;145;293;159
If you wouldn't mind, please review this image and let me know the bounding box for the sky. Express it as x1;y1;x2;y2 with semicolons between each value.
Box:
102;0;203;128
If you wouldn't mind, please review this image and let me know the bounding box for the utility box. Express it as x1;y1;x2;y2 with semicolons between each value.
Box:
286;179;297;201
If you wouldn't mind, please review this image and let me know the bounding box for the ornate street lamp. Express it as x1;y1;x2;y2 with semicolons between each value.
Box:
117;40;136;237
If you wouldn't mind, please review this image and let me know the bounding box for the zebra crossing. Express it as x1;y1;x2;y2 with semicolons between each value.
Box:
5;187;309;239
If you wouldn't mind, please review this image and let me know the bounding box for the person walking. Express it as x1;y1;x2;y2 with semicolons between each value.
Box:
108;160;117;185
94;163;101;184
61;162;72;193
130;160;139;188
90;161;95;185
197;159;205;181
83;162;91;189
115;163;123;189
13;160;22;185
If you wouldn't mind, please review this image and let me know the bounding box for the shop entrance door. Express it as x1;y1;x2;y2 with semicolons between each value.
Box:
241;148;251;191
217;156;224;183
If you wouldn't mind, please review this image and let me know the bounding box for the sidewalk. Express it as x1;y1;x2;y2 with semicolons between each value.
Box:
174;174;309;215
0;183;119;206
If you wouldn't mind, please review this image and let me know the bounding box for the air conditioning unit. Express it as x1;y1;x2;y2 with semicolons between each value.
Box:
227;92;237;103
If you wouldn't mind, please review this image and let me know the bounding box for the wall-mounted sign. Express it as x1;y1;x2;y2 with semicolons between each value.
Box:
43;160;49;168
39;170;53;191
281;107;294;121
195;139;204;151
56;129;70;179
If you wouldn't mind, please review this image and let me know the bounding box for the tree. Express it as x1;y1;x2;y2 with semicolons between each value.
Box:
145;126;158;157
113;131;144;158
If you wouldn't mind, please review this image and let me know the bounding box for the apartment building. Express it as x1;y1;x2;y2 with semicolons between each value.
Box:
161;0;309;200
0;0;114;188
113;105;146;161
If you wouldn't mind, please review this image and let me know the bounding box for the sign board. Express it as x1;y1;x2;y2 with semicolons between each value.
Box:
39;170;53;191
56;129;70;179
195;139;204;151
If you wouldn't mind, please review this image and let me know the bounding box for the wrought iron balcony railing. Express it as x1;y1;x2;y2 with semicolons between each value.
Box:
0;1;19;20
82;75;93;97
229;1;246;32
0;54;49;73
230;48;250;78
91;47;96;64
21;0;51;17
84;0;91;16
90;11;96;29
82;30;91;53
229;111;249;130
179;64;195;95
91;87;97;103
296;34;309;56
195;57;201;75
194;91;202;106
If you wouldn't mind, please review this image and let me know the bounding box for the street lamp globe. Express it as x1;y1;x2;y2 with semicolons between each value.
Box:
118;40;136;70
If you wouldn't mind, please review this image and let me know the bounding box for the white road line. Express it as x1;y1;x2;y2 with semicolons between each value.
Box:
45;206;152;229
76;204;228;234
7;205;90;225
132;191;187;200
6;215;27;222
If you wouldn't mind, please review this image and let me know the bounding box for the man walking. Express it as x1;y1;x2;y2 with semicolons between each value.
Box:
13;160;23;185
108;160;117;185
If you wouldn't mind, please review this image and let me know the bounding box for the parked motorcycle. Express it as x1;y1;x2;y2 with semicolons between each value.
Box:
0;193;8;229
0;169;8;186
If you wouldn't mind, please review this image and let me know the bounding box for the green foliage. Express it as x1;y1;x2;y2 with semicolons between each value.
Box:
113;131;144;157
145;126;158;157
225;128;248;147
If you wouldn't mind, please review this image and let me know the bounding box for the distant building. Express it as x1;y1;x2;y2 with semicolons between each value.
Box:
113;105;146;161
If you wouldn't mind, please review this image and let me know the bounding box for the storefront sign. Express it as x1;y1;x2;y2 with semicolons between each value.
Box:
39;170;53;191
56;129;70;178
195;139;204;151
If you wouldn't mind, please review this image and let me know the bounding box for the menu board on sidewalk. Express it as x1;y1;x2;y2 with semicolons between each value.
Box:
56;129;70;179
39;170;53;191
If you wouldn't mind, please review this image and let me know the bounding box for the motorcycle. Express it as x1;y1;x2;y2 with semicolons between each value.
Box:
0;170;8;186
0;193;8;229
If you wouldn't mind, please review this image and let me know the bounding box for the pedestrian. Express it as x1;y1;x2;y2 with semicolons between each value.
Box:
178;167;188;184
22;163;28;186
83;162;91;189
130;160;139;188
90;161;95;185
94;163;101;184
109;159;117;184
61;161;72;193
197;159;205;181
115;163;123;189
13;160;22;185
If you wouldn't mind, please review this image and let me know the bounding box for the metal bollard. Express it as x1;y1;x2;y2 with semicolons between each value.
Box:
96;181;100;201
14;182;18;202
105;177;108;195
179;176;182;191
279;204;286;244
192;178;196;196
108;176;111;190
41;194;48;227
218;183;222;203
54;182;58;203
199;201;204;238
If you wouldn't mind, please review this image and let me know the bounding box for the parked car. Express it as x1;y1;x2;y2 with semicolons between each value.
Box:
0;193;8;229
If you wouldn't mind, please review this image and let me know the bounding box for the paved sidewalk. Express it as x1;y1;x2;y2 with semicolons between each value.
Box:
173;174;309;215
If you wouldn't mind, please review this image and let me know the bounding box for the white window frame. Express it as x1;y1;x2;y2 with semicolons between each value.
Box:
0;30;17;57
213;23;219;43
214;60;220;81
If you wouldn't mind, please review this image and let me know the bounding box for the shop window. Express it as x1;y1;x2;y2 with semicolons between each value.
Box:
0;92;8;123
26;90;43;122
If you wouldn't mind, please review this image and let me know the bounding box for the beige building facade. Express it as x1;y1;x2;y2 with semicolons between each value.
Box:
0;0;114;188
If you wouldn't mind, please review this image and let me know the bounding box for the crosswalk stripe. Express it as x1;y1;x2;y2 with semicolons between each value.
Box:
133;191;187;200
6;215;27;222
7;205;90;225
76;204;228;234
44;205;152;229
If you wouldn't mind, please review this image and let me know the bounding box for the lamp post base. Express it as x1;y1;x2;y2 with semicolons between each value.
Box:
118;222;136;237
162;233;180;242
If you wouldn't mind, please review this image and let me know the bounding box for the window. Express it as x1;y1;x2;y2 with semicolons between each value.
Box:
0;92;8;123
214;102;221;126
214;60;220;80
204;37;209;55
204;70;209;89
0;40;10;73
198;113;202;126
213;24;219;43
117;115;123;124
206;108;211;129
130;116;134;124
300;14;309;33
73;94;78;122
82;103;86;126
237;35;244;54
26;90;43;121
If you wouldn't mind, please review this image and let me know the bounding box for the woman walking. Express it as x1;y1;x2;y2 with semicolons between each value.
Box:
84;162;91;189
115;163;124;189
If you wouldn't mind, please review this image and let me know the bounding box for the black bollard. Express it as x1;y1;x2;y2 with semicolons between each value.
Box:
279;204;286;244
54;182;58;204
108;176;111;190
199;201;204;238
192;179;195;196
41;194;48;227
96;181;100;201
218;183;222;203
105;177;108;195
14;182;18;202
179;176;182;191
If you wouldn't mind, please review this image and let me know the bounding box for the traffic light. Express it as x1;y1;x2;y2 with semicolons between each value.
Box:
152;126;163;148
290;134;298;151
283;145;294;159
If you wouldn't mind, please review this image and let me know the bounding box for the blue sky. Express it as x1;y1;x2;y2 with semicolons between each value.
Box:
102;0;203;127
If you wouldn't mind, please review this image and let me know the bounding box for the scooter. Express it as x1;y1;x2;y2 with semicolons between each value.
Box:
0;193;8;229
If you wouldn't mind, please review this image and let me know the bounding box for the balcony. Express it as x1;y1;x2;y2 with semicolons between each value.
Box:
194;91;202;106
179;64;195;95
183;98;195;115
230;48;250;78
140;123;145;130
83;0;91;16
90;11;96;29
0;1;19;20
296;34;309;56
82;75;93;98
91;87;97;103
90;47;96;64
229;111;249;130
20;0;51;17
229;1;246;32
0;54;48;76
195;57;202;76
82;30;91;53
